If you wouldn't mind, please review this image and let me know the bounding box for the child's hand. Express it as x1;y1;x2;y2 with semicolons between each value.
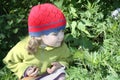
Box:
25;66;39;77
47;62;62;74
22;77;36;80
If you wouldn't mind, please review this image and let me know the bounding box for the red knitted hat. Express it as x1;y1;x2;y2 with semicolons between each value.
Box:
28;3;66;37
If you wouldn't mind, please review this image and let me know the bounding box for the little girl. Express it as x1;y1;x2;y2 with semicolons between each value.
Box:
3;3;72;80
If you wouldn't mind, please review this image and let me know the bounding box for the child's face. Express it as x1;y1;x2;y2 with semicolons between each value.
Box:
41;30;64;47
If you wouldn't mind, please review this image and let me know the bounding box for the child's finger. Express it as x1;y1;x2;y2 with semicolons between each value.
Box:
51;62;62;68
47;66;56;74
26;68;34;75
26;66;37;76
51;62;59;66
51;62;56;65
29;68;39;77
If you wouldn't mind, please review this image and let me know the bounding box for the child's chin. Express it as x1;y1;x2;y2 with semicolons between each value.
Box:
47;42;62;47
54;43;61;47
50;44;61;47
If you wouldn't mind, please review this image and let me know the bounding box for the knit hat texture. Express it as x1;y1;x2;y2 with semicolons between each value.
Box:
28;3;66;37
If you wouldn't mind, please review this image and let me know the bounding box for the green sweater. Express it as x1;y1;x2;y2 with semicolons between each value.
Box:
3;36;71;79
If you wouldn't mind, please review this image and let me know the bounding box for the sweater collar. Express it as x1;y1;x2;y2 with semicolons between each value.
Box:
40;44;54;51
44;46;54;51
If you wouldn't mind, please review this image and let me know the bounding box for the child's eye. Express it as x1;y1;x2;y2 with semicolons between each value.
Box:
61;30;64;32
52;33;58;36
51;32;58;36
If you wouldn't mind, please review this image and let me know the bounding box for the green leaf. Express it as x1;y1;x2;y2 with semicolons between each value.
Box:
116;56;120;62
54;0;63;9
70;6;76;13
77;22;90;35
7;20;13;25
77;22;85;30
13;28;18;33
71;21;77;37
74;50;84;60
106;74;119;80
70;6;78;17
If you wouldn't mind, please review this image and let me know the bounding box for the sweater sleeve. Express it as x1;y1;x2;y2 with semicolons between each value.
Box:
58;43;72;68
3;42;29;79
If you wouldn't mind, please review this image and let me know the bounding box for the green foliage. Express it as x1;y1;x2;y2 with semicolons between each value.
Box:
0;0;49;67
66;66;120;80
63;0;120;79
0;0;120;80
72;49;120;79
65;1;104;42
0;14;27;67
0;67;17;80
